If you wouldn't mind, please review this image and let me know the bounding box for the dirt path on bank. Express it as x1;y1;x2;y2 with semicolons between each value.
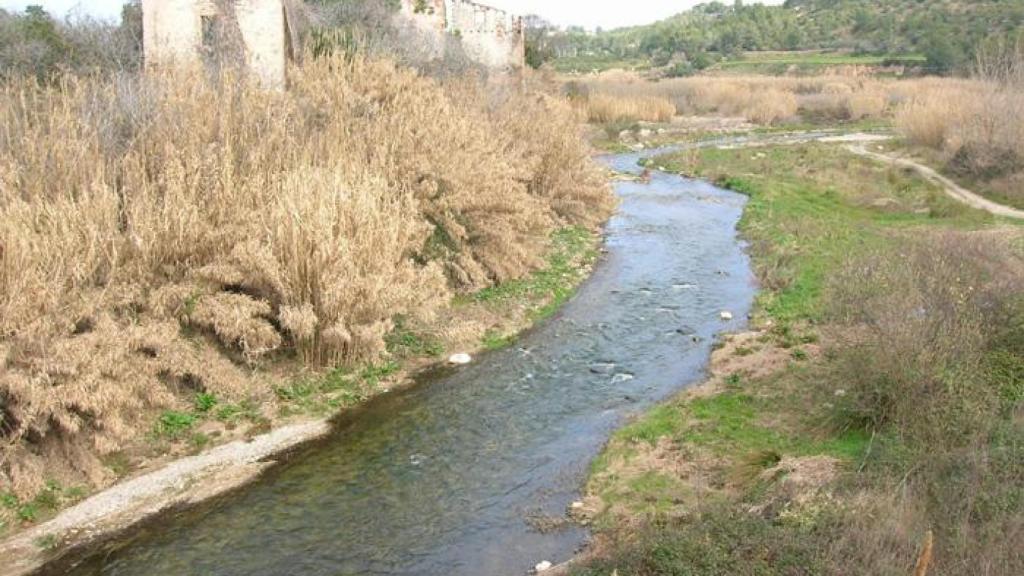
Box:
846;144;1024;220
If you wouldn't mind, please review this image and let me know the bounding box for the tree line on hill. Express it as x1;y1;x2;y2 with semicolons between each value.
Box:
526;0;1024;75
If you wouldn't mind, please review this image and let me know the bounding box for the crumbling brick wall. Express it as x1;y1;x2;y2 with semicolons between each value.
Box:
142;0;289;89
398;0;525;71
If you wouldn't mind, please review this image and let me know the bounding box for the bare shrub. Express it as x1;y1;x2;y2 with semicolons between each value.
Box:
0;6;142;78
823;232;1024;574
826;232;1021;443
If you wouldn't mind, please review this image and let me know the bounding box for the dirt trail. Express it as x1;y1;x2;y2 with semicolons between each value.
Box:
846;144;1024;220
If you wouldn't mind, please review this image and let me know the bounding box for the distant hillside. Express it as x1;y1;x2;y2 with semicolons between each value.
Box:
532;0;1024;74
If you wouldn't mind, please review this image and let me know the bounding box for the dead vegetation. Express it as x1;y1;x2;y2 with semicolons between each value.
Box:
567;70;900;126
822;233;1024;575
0;56;613;501
895;40;1024;208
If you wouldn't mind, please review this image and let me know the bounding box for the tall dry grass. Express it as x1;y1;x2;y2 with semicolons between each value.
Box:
896;78;1024;179
571;71;903;125
581;92;676;124
0;56;613;496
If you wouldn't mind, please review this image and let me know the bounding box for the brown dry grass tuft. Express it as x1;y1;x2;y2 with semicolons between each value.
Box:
570;72;907;126
896;45;1024;187
581;92;676;124
0;56;613;496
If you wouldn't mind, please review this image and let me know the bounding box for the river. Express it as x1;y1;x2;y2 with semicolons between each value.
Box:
48;147;757;576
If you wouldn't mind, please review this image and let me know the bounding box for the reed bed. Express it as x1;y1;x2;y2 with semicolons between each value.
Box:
0;56;614;496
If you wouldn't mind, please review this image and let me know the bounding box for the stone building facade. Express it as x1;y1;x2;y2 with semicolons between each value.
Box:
142;0;298;89
398;0;525;71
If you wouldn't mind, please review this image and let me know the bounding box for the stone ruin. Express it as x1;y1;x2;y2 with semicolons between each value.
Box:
141;0;302;89
141;0;525;88
397;0;526;71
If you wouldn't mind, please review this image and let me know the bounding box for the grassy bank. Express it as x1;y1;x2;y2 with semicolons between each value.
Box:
574;142;1024;575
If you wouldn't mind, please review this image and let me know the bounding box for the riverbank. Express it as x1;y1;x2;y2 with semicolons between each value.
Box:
0;224;606;576
571;139;1024;575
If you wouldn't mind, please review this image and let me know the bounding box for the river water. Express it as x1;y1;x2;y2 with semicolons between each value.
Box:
52;147;757;576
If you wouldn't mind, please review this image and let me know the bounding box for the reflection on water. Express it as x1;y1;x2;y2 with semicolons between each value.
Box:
56;148;756;576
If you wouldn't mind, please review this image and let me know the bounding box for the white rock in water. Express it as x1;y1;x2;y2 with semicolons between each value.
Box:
535;561;553;573
571;501;585;509
448;353;472;365
720;311;734;321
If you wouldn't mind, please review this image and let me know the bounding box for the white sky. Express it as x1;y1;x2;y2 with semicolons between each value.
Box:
1;1;784;29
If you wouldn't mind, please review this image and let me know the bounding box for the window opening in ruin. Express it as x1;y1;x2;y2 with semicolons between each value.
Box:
201;15;219;52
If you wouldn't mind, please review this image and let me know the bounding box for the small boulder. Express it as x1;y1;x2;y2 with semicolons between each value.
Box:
448;353;472;365
535;561;553;573
720;311;734;321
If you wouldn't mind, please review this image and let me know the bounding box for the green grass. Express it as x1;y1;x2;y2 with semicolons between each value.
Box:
572;503;828;576
385;317;445;359
656;143;992;323
481;329;516;351
34;533;60;551
153;411;198;439
715;52;924;75
466;226;599;321
553;55;652;73
1;481;87;527
613;389;869;463
275;361;399;417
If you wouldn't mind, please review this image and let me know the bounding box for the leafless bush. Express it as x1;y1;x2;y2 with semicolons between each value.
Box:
827;232;1021;444
823;232;1024;574
305;0;482;78
0;6;142;78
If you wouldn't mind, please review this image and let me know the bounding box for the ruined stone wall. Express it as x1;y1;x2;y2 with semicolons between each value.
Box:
445;0;524;70
398;0;525;71
396;0;447;61
142;0;288;89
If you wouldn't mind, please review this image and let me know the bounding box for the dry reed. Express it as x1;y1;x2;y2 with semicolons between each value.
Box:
0;56;613;496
